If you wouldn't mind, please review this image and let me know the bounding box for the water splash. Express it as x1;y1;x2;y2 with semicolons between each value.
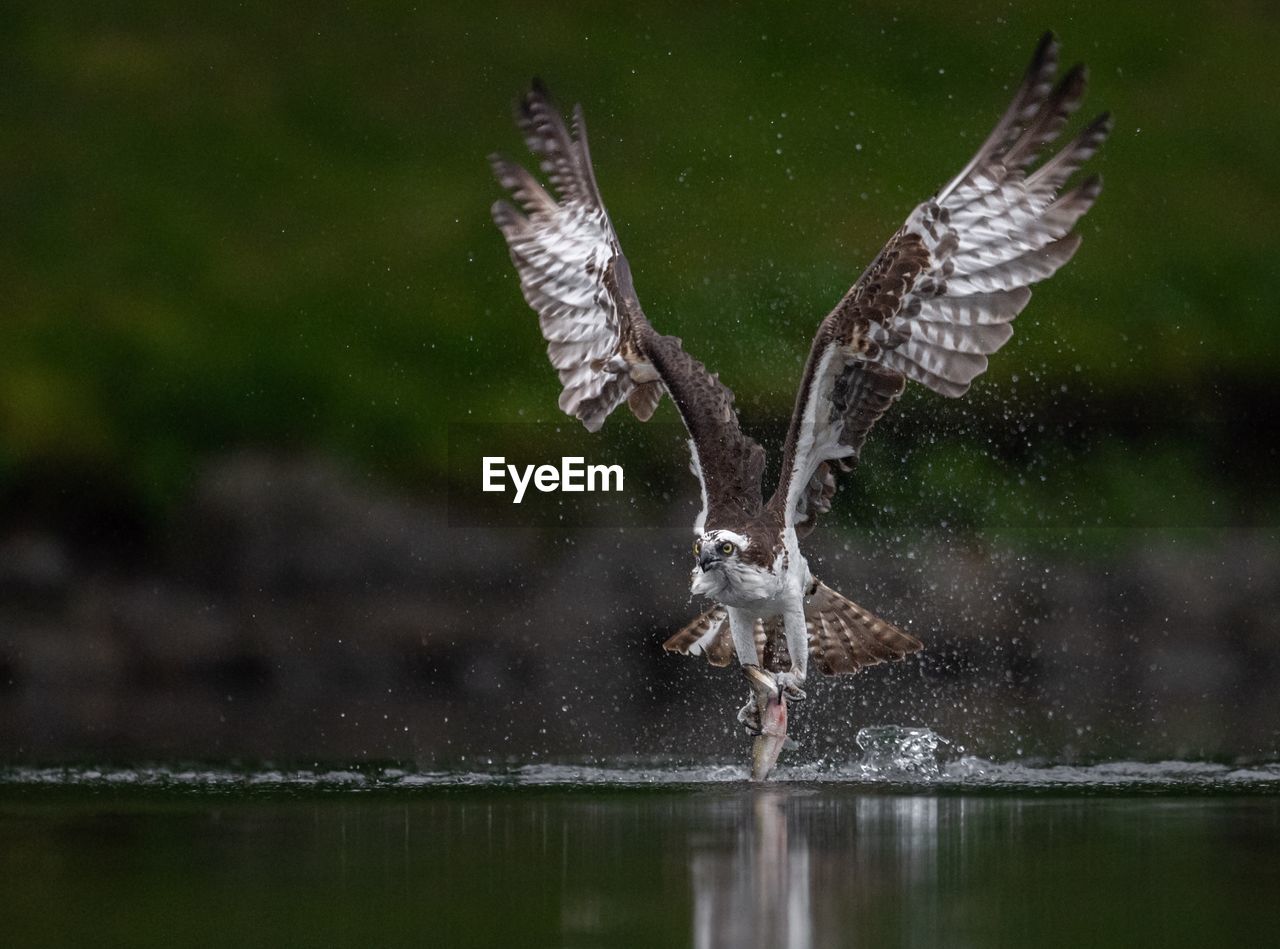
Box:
855;725;948;778
3;757;1280;792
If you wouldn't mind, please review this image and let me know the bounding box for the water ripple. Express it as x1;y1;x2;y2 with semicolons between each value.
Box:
2;758;1279;792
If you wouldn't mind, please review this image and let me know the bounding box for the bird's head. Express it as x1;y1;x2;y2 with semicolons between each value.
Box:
693;529;749;569
690;528;752;597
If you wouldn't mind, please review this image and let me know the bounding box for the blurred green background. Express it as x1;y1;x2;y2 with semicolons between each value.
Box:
3;12;1279;943
2;0;1277;534
2;1;1280;769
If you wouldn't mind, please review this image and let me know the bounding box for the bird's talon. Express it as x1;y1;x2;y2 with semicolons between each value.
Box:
775;671;807;702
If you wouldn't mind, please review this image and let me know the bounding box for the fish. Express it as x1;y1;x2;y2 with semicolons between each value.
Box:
746;666;788;781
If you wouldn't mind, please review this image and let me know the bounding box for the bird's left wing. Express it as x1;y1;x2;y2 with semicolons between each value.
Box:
768;33;1110;536
492;82;766;527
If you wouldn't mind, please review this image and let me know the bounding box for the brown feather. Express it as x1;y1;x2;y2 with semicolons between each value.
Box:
662;606;734;667
805;581;921;676
626;382;662;422
767;34;1107;537
666;580;920;677
493;81;768;523
631;323;768;526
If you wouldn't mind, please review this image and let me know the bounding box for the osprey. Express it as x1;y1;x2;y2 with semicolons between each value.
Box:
490;34;1108;772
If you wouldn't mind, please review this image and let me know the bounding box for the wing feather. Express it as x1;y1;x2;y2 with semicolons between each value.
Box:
493;82;767;526
769;33;1109;535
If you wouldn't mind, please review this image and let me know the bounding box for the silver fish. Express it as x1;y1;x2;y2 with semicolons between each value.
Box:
746;666;788;781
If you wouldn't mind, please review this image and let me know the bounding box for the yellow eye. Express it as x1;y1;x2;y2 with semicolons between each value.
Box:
721;542;734;555
693;540;701;556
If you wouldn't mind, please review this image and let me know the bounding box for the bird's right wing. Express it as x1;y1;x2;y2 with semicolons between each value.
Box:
490;80;657;433
491;82;766;527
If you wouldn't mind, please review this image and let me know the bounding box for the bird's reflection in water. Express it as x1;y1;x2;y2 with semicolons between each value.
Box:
689;791;943;949
691;791;810;949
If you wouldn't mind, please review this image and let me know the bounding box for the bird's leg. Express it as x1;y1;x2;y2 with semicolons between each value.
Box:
738;664;778;737
775;609;808;701
727;607;766;735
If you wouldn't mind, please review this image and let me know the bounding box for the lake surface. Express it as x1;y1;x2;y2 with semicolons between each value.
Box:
3;761;1279;948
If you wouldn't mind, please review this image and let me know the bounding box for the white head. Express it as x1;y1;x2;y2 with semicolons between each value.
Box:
689;529;753;597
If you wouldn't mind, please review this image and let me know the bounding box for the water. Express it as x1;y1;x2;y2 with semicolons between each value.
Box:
857;725;949;777
4;746;1280;948
6;757;1280;791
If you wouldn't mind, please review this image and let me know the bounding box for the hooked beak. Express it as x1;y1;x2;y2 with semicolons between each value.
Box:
697;547;721;570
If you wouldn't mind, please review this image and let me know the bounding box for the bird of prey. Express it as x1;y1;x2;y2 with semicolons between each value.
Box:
490;33;1108;777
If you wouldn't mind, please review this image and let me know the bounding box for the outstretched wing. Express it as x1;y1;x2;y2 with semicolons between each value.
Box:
768;33;1110;536
489;80;654;432
491;82;766;526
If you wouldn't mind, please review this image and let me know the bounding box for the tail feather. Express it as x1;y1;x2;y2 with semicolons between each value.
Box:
662;608;776;668
808;581;921;675
662;580;922;676
663;605;735;666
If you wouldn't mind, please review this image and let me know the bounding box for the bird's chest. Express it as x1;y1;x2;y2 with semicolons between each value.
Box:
718;550;802;608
